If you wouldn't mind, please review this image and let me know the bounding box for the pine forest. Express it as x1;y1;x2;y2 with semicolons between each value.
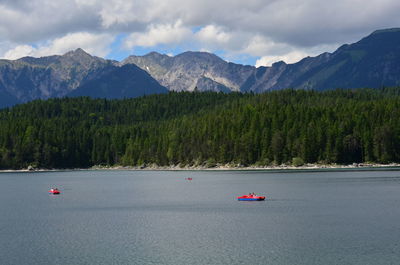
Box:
0;88;400;169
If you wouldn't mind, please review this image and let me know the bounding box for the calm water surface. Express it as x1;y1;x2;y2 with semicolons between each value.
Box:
1;169;400;265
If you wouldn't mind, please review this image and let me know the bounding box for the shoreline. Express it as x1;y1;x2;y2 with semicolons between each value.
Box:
2;163;400;173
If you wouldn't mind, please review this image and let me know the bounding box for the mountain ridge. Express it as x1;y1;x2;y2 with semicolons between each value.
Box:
122;28;400;92
0;48;165;107
1;28;400;108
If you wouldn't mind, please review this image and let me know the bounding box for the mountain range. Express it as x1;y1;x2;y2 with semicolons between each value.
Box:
0;28;400;108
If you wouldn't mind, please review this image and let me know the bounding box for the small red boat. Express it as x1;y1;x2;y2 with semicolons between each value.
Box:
49;188;60;195
237;193;265;201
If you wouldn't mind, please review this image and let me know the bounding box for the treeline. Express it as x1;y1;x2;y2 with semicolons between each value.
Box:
0;88;400;169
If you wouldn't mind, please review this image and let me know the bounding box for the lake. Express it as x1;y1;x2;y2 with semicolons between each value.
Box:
0;169;399;265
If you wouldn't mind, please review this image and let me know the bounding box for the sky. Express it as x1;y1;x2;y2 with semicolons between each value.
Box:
0;0;399;67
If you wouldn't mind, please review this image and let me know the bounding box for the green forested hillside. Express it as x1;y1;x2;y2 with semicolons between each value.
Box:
0;89;399;169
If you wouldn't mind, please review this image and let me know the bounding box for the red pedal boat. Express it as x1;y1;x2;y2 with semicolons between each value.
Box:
237;193;265;201
49;188;60;195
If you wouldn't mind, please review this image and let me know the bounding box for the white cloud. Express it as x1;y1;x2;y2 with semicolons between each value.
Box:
1;0;400;65
0;1;100;43
255;51;309;67
196;25;231;45
2;0;399;46
3;32;114;60
241;35;281;56
254;42;340;67
99;0;136;28
37;32;113;56
3;45;36;60
123;20;192;49
74;0;98;6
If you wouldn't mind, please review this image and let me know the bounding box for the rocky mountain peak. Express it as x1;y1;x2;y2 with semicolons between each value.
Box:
144;51;169;58
175;51;226;63
60;48;106;67
122;50;255;92
354;27;400;49
370;28;400;36
63;48;92;58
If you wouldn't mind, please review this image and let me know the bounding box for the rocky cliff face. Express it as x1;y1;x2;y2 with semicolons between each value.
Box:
0;49;168;107
0;48;115;105
122;51;255;92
